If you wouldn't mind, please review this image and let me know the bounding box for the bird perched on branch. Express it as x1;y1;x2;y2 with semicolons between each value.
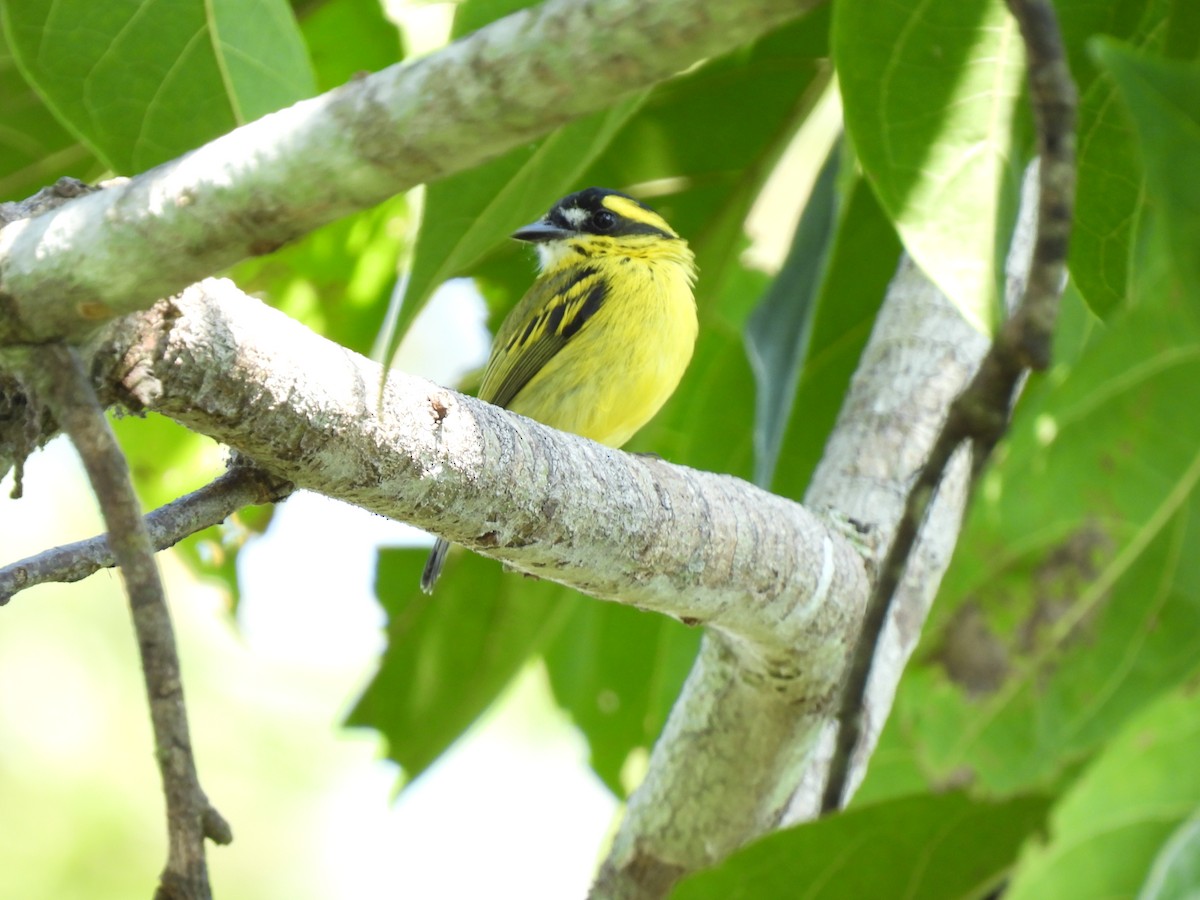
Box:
421;187;698;593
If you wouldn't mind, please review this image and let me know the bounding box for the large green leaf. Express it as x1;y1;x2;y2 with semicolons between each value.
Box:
672;792;1051;899
1006;688;1200;900
1;0;315;173
745;142;841;489
834;0;1027;333
349;548;574;782
1096;43;1200;293
0;27;96;201
544;601;700;796
758;166;899;502
1067;0;1190;318
1057;0;1155;99
299;0;401;93
451;0;537;36
893;231;1200;792
891;52;1200;789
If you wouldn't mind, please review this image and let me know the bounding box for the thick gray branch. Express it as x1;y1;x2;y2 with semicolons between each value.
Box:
0;0;818;344
91;279;868;652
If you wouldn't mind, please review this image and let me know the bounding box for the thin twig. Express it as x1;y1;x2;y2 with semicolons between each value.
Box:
820;0;1077;814
30;343;231;900
0;462;292;604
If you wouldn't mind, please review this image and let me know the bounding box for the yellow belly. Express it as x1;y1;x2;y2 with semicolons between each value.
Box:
507;261;697;448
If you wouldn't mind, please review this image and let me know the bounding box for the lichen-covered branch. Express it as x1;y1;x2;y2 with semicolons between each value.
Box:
0;0;820;345
90;279;868;650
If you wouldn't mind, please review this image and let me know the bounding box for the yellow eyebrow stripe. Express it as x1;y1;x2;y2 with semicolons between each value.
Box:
601;194;678;237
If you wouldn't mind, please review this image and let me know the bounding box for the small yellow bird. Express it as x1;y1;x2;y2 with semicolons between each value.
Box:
421;187;698;592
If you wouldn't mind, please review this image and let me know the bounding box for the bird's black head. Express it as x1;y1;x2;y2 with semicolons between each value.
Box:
512;187;679;243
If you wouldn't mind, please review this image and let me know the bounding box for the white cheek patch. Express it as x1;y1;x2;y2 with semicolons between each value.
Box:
560;206;588;228
536;241;572;271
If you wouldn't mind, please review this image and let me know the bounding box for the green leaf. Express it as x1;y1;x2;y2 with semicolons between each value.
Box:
299;0;401;93
1069;77;1144;318
1006;689;1200;900
1;0;315;173
1140;813;1200;900
1068;0;1188;318
1057;0;1156;99
0;28;96;201
581;8;831;198
1165;0;1200;59
745;141;841;489
544;602;700;796
899;68;1200;783
834;0;1027;333
1095;42;1200;293
451;0;536;36
348;548;574;782
672;792;1051;899
897;272;1200;791
754;164;899;502
231;195;409;356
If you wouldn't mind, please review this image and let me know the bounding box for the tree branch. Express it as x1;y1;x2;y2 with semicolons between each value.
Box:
22;343;231;900
819;0;1077;814
0;460;292;604
0;0;821;344
86;278;869;647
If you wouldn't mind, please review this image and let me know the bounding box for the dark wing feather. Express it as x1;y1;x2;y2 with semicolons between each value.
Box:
479;266;609;409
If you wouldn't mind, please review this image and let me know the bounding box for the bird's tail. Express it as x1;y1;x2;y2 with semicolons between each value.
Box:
421;538;450;594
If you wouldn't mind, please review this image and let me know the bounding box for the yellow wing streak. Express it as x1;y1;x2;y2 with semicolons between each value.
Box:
478;265;609;409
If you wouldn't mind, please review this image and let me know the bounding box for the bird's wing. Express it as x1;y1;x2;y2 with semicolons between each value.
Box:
479;264;609;409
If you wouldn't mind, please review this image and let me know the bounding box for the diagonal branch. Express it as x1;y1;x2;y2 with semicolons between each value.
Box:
819;0;1077;814
24;342;231;900
88;278;869;646
0;0;821;345
0;461;292;604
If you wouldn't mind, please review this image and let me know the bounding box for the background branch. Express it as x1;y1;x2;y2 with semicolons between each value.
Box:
0;462;292;603
23;343;231;900
89;278;868;646
0;0;820;344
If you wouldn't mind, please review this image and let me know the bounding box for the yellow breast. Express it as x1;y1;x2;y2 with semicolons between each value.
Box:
506;254;697;447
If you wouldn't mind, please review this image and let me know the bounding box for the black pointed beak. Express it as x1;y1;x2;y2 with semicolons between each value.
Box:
511;220;572;243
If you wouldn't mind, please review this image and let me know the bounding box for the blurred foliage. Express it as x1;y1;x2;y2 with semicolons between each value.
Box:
5;0;1200;896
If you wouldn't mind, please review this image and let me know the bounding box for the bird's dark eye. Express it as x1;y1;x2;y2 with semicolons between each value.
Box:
593;210;617;231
